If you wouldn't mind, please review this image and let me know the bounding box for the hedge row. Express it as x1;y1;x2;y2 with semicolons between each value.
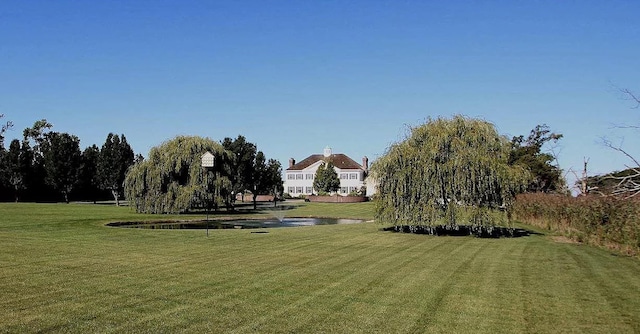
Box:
512;193;640;256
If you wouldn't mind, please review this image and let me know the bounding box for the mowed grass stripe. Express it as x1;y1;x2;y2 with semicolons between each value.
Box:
101;226;381;331
232;232;450;332
563;244;640;332
1;203;640;333
516;237;636;333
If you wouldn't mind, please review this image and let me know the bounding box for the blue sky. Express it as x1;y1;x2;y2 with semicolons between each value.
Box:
2;1;639;192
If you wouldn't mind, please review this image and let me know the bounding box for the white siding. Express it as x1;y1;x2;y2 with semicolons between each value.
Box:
284;163;366;197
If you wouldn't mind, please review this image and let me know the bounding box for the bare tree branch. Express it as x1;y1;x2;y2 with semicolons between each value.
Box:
601;84;640;198
600;135;640;198
612;124;640;130
0;114;14;148
610;82;640;109
621;88;640;109
566;167;583;195
601;137;640;167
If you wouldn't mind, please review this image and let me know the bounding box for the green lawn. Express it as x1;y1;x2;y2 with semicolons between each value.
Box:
1;202;639;333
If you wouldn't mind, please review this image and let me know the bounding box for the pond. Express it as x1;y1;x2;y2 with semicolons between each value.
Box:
107;218;364;230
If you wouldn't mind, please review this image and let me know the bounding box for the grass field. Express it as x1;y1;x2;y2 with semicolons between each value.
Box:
1;202;639;333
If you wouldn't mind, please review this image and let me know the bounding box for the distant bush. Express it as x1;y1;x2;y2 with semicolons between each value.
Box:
513;193;640;256
348;186;366;197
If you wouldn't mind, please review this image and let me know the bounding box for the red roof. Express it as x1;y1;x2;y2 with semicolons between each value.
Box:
287;154;364;171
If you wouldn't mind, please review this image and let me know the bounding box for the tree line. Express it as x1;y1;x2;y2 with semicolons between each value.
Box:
0;117;135;203
0;116;283;209
124;135;283;214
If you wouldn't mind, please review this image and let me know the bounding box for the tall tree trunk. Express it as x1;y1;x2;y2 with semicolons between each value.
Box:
253;194;258;210
581;158;589;196
112;189;120;206
273;186;277;207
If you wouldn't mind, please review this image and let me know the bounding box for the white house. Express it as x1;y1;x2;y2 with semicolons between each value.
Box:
284;147;369;197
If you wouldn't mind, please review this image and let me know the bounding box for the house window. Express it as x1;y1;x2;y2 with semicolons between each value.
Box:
288;187;295;193
296;187;303;194
305;187;313;194
349;173;358;180
295;173;303;180
340;173;348;179
287;174;295;180
305;174;314;180
340;187;348;194
349;187;356;193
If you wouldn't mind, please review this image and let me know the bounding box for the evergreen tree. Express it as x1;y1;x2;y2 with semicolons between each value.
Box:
313;161;341;194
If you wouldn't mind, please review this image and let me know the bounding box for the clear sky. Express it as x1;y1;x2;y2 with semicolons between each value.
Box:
2;1;639;192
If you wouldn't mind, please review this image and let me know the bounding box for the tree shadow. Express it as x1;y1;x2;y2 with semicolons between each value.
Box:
382;225;544;238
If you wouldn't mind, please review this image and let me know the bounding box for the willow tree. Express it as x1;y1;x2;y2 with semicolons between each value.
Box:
372;115;529;227
124;136;233;214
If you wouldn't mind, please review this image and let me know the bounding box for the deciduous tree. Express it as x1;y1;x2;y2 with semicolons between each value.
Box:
0;115;11;200
78;145;102;203
372;115;529;227
509;124;564;193
6;139;32;202
0;114;13;149
97;133;134;206
124;136;233;214
265;158;284;207
22;119;52;153
222;135;257;203
41;132;82;203
247;152;284;208
22;119;53;201
251;151;267;209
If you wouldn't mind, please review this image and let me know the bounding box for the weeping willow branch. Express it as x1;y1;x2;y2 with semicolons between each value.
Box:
372;115;530;227
124;136;233;214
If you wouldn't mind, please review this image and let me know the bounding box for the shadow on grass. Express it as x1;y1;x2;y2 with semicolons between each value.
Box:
187;203;299;216
382;225;544;238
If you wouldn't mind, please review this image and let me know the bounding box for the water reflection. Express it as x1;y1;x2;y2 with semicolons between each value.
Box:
108;218;363;230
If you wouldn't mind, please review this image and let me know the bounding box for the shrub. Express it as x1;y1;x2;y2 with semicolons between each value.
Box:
512;193;640;255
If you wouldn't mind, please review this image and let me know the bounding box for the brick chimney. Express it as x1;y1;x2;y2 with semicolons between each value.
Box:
362;156;369;171
289;158;295;168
